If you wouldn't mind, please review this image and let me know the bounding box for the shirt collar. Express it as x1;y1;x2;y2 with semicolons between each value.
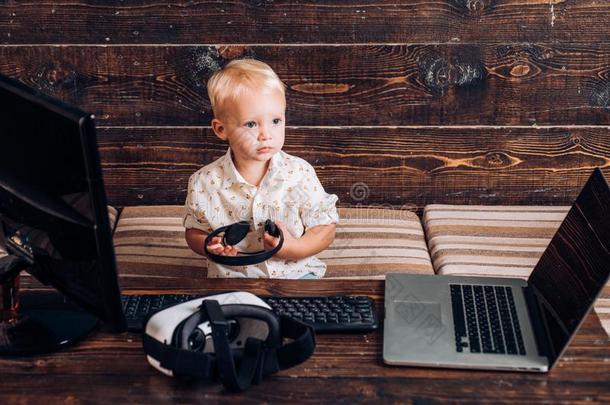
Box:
221;147;286;188
221;148;246;187
267;150;286;182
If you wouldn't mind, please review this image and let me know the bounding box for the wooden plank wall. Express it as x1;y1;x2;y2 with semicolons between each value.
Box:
1;1;609;208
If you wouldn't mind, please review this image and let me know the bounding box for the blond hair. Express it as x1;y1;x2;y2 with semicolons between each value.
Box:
207;59;286;119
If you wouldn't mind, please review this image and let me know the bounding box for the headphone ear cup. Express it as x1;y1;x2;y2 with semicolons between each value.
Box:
264;220;280;238
224;221;250;246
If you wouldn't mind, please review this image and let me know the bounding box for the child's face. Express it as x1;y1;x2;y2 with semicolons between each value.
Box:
212;87;286;166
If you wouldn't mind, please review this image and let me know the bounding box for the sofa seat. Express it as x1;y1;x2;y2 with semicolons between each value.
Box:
423;204;571;279
423;204;610;336
112;206;435;280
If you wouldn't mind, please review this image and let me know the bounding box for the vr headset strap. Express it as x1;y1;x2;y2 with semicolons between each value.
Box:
276;315;316;370
259;315;316;376
142;334;215;379
203;300;264;392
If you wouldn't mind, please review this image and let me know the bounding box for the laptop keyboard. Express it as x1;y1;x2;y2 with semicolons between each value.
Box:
450;284;526;355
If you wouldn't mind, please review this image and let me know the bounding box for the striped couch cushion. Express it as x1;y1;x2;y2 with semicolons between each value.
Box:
112;205;434;280
322;207;434;279
423;204;571;279
423;204;610;337
107;206;119;234
599;287;610;338
113;206;205;279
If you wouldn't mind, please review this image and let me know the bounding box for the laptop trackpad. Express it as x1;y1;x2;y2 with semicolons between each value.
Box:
392;301;442;326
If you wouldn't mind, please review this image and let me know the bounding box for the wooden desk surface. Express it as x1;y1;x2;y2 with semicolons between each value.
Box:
1;279;609;403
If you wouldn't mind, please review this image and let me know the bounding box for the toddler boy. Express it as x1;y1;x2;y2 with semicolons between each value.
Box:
183;59;339;278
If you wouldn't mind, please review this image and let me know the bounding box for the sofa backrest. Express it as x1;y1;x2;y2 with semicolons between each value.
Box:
1;2;608;209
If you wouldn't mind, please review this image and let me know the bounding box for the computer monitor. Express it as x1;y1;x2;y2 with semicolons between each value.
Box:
0;74;126;355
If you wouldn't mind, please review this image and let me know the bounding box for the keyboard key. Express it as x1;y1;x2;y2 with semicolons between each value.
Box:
496;286;518;355
484;286;505;354
462;285;481;353
450;285;467;352
506;287;526;355
473;285;493;354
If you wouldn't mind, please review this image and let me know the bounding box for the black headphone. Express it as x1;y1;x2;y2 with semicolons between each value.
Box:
204;219;284;266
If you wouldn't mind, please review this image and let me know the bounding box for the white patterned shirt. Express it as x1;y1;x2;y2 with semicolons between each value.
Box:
183;148;339;278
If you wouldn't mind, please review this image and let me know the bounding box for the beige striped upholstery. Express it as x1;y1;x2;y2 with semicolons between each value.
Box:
423;204;571;279
599;287;610;338
107;206;119;234
113;205;206;279
112;205;434;280
323;207;434;279
423;204;610;336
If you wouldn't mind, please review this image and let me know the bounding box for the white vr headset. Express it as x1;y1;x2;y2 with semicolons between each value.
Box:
142;292;316;392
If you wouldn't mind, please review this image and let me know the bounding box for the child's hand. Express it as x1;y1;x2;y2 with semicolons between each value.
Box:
206;236;239;256
263;220;298;260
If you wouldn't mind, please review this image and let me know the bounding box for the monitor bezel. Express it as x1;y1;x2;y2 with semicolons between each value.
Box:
0;74;126;332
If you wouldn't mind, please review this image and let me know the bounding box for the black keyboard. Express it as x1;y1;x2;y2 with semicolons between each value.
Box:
450;284;526;355
122;294;379;333
264;295;378;332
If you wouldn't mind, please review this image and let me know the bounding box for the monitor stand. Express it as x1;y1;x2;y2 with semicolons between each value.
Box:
0;254;98;356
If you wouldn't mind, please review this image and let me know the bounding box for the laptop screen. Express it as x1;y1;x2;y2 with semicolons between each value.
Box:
528;169;610;367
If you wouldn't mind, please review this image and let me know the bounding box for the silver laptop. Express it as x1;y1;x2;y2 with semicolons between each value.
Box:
383;168;610;372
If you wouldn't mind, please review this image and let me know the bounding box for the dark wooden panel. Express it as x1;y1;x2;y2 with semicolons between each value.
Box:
3;280;610;403
1;1;609;44
1;44;609;126
97;127;610;207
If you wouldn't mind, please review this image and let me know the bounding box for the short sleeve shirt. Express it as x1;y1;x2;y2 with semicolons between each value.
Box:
183;148;339;278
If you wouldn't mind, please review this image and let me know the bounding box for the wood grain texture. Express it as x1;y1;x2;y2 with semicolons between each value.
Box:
0;1;609;45
1;44;609;126
96;127;610;207
3;280;610;403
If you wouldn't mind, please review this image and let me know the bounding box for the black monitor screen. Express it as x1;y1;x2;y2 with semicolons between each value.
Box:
528;169;610;367
0;74;125;333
